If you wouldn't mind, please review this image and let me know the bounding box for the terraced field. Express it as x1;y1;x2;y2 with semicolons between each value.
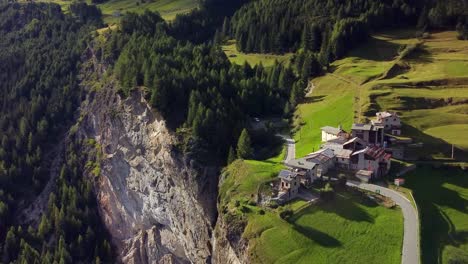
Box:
29;0;199;23
98;0;198;23
296;30;468;160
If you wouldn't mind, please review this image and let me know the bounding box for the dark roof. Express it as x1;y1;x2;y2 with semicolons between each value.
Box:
365;146;387;160
286;158;317;170
352;123;383;131
278;169;296;181
306;148;335;164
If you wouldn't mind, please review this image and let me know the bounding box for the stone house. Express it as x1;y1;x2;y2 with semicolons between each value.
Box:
350;146;391;177
305;148;335;175
278;169;301;201
351;123;385;146
334;148;353;169
286;158;318;182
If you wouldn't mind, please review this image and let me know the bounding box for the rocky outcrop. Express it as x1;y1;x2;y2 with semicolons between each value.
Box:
212;215;248;264
77;87;218;263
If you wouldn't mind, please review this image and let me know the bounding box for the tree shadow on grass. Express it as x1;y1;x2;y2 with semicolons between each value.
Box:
318;195;375;223
291;224;342;248
400;123;468;161
302;95;326;104
404;166;468;264
347;37;401;62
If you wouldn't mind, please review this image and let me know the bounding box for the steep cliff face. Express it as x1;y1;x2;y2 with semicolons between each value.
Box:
212;215;248;264
77;87;218;263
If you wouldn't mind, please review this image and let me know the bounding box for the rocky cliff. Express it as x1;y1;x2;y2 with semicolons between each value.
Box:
76;86;218;263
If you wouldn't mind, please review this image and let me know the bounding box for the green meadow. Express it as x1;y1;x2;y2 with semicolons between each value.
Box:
246;193;402;264
220;154;403;264
293;76;355;157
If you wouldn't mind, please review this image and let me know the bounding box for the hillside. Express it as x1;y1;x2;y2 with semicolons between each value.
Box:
295;30;468;160
295;29;468;263
28;0;199;23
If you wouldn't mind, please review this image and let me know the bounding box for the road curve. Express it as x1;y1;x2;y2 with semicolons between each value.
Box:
277;134;295;162
347;181;420;264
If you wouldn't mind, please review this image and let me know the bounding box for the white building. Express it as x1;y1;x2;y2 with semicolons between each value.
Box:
320;126;346;142
373;111;401;135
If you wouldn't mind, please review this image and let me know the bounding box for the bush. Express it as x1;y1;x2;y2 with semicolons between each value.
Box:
279;209;293;219
248;200;257;206
268;200;279;208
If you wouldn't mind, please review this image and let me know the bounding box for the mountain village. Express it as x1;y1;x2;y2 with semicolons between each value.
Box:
276;111;401;202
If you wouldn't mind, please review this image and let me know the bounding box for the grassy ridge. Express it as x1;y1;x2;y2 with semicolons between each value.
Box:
404;167;468;264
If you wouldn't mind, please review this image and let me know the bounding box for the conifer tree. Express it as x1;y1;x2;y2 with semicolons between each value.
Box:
237;129;253;159
227;146;236;164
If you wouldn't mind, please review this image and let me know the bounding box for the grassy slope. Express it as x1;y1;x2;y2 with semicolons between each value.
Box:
293;76;355;157
98;0;198;23
247;193;403;264
404;166;468;264
295;30;468;160
30;0;199;23
221;40;292;67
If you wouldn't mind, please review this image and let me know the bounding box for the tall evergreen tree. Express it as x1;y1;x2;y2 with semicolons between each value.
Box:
227;146;236;164
237;129;253;159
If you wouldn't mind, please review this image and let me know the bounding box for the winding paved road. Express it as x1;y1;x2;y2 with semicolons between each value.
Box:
347;181;420;264
277;134;295;162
